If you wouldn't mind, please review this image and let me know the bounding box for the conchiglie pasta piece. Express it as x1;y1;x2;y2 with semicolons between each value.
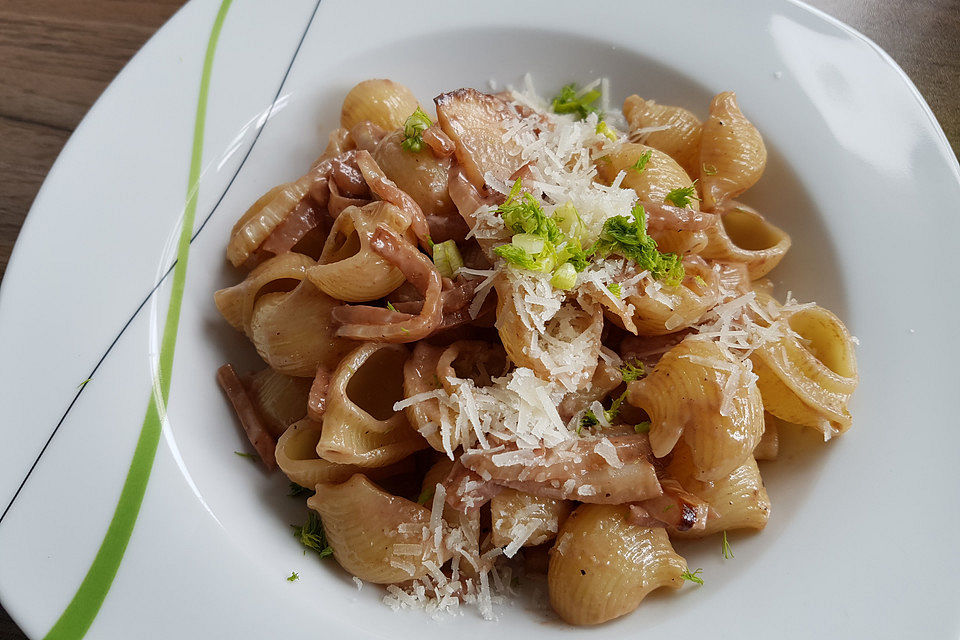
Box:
667;444;770;537
699;91;766;210
750;302;858;437
276;418;412;488
247;368;310;438
419;459;483;576
753;413;780;461
627;336;765;481
402;342;447;450
248;281;358;377
307;202;413;302
623;95;703;178
434;88;524;190
494;272;602;390
548;504;686;626
340;79;420;131
622;258;719;335
596;143;698;211
373;129;456;217
490;489;571;551
214;252;315;331
701;203;791;279
317;343;427;467
649;228;709;256
402;340;508;453
227;170;327;268
307;474;449;583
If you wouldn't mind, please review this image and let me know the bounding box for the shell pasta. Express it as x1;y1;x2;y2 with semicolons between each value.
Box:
214;76;858;625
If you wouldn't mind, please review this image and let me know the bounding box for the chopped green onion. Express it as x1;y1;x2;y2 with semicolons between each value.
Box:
607;282;622;298
432;239;464;278
596;121;618;142
512;233;546;256
551;262;577;290
552;202;583;238
287;572;300;582
401;106;432;153
494;243;538;270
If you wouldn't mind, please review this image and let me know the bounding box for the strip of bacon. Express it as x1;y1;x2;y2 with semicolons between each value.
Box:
216;364;277;471
459;437;662;505
422;123;456;158
641;201;720;232
634;478;709;532
355;150;432;249
332;225;443;342
442;459;504;513
260;201;324;256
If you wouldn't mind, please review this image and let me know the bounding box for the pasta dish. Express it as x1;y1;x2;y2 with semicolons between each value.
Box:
213;76;858;625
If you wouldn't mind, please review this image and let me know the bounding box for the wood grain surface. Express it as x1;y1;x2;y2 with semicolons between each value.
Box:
0;1;957;638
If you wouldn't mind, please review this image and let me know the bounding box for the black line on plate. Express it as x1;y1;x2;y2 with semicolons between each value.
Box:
0;0;323;527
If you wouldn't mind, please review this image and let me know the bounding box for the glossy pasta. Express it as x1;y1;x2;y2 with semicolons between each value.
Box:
214;76;858;625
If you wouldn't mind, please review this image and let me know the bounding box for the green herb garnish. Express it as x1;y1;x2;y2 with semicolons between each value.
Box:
292;512;334;558
493;180;684;288
630;150;653;172
721;530;734;559
492;179;591;283
551;83;601;120
681;568;704;585
493;243;539;270
702;163;718;176
578;391;628;433
578;412;598;434
78;378;92;389
499;179;563;241
401;106;432;153
386;301;397;313
634;421;651;434
234;451;257;460
664;182;701;208
607;282;622;298
619;361;645;382
287;572;300;582
288;482;313;498
592;204;685;286
417;486;436;505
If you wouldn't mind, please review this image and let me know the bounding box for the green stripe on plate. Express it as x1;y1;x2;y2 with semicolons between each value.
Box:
44;1;233;638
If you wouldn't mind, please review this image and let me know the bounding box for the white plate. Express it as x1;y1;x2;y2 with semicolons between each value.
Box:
1;0;958;637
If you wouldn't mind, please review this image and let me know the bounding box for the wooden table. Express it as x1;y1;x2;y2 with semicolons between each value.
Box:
0;1;957;637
